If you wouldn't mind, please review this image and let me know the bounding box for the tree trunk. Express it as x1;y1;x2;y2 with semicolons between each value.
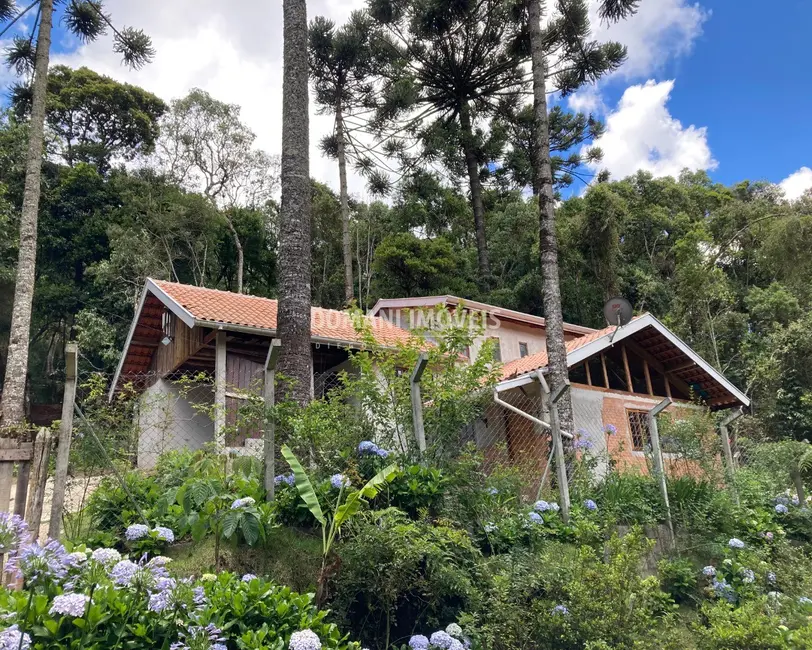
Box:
278;0;313;408
0;0;54;429
528;0;573;434
458;103;490;281
335;104;353;305
225;215;244;293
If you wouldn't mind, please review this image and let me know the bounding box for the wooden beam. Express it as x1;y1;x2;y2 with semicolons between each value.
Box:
621;345;632;391
600;352;609;388
643;358;653;396
624;339;695;400
664;359;696;373
664;375;672;399
584;360;592;386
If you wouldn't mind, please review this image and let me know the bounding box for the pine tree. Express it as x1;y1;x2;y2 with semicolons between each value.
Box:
0;0;153;428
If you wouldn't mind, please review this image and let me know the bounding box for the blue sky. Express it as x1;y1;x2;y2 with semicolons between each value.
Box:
4;0;812;199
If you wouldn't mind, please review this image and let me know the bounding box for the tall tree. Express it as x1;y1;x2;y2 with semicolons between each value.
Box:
279;0;313;407
10;65;167;171
0;0;153;428
156;88;280;293
309;11;383;305
526;0;637;432
368;0;528;282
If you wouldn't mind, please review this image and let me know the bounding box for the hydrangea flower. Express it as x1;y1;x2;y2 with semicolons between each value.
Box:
533;500;550;512
358;441;378;455
274;474;296;486
242;573;257;582
740;568;755;584
49;593;90;617
153;527;175;542
408;635;429;650
528;512;543;524
548;502;560;512
446;623;463;638
702;566;716;577
712;578;736;603
551;604;569;615
728;538;745;549
604;424;617;435
487;487;499;496
68;551;88;565
791;496;800;506
429;631;455;649
0;624;31;650
484;522;497;534
774;495;790;506
376;448;390;458
125;524;149;541
767;571;776;583
7;539;73;584
775;504;789;514
110;559;139;586
289;629;322;650
583;499;597;511
110;555;169;590
231;497;256;510
330;474;350;490
448;640;464;650
0;512;29;554
90;548;121;565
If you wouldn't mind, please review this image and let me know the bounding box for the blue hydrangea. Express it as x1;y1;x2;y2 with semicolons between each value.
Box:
728;538;745;549
330;474;350;490
791;496;800;506
231;497;256;510
528;511;543;524
289;629;322;650
429;631;455;649
153;526;175;542
49;593;90;617
0;512;29;555
375;447;390;458
358;441;378;455
487;487;499;496
8;539;73;585
408;635;429;650
548;502;560;512
740;568;755;584
702;566;716;577
775;504;789;514
767;571;776;583
125;524;149;541
551;604;569;615
533;500;550;512
110;559;139;586
775;495;790;506
712;579;736;603
799;597;812;605
242;573;257;582
274;473;296;486
584;499;597;511
0;624;31;650
90;547;121;565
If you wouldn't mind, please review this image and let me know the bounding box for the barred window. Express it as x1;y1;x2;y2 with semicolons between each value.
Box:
627;409;650;451
519;342;529;358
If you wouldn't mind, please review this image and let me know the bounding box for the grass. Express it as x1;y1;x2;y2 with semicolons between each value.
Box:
167;526;323;593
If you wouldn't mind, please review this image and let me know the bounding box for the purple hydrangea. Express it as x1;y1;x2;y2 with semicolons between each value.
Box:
728;538;745;549
775;504;789;514
702;566;716;577
330;474;350;490
429;631;455;649
125;524;149;541
110;559;139;586
49;593;90;617
231;497;256;510
408;635;429;650
551;604;569;615
289;629;322;650
534;500;551;512
0;624;31;650
0;512;29;554
7;539;73;584
583;499;598;511
153;527;175;543
528;511;543;524
376;447;390;458
90;548;121;565
274;474;296;487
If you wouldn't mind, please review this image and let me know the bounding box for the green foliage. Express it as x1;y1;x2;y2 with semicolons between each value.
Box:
692;599;811;650
658;558;699;604
385;464;449;518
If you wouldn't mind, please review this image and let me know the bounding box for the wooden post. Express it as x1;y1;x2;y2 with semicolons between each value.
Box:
643;359;653;396
48;343;78;540
621;345;632;392
263;339;282;501
600;352;609;388
550;381;572;523
214;331;227;452
664;376;672;399
584;361;592;386
719;407;742;505
27;428;52;542
14;459;30;519
647;397;674;545
410;352;429;453
0;439;15;515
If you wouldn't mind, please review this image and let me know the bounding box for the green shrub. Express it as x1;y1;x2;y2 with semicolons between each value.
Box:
692;599;801;649
594;472;663;525
659;558;699;604
384;464;449;518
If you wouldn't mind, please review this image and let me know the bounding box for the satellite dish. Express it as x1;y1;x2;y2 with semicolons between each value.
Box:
604;296;633;328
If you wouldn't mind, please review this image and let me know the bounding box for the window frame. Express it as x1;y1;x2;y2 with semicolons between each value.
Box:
626;408;651;452
518;341;529;358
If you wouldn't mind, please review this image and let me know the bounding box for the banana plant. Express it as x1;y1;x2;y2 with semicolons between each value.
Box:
281;444;397;603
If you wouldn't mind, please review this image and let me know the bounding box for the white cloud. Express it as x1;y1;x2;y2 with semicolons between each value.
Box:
779;167;812;201
588;0;709;78
585;79;716;180
567;86;604;114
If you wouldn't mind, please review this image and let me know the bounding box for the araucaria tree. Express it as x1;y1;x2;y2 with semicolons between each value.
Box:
526;0;638;432
368;0;527;282
279;0;314;407
0;0;153;428
309;11;384;305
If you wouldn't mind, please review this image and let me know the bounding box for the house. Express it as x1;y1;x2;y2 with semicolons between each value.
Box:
370;296;750;485
115;281;750;475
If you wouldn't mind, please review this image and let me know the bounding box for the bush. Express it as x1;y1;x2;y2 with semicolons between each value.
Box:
593;472;663;525
692;599;811;649
384;464;449;518
659;558;699;604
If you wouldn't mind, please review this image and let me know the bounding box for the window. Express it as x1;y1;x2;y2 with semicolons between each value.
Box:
627;409;650;451
161;309;174;345
489;337;502;362
519;342;529;358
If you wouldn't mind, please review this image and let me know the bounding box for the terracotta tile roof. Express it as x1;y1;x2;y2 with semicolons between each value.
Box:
151;280;413;346
500;318;641;380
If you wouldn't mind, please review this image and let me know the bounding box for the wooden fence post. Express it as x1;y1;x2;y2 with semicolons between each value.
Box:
550;381;572;523
264;339;281;501
720;408;743;506
410;353;429;453
647;397;674;545
26;428;53;542
48;343;78;540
